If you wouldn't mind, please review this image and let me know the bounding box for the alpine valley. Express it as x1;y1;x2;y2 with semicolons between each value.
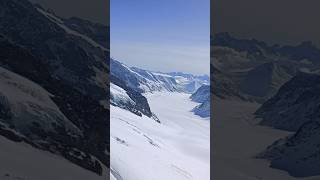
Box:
212;32;320;180
110;58;210;180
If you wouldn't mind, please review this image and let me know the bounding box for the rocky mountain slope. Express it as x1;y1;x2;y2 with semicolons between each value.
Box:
0;0;109;175
110;74;159;122
190;84;210;103
259;121;320;177
256;72;320;131
190;85;210;118
254;64;320;177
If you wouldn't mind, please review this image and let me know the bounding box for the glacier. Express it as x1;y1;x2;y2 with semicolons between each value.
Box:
110;92;210;180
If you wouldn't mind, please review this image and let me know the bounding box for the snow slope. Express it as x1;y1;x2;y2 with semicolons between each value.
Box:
110;92;210;180
0;66;80;135
110;83;135;106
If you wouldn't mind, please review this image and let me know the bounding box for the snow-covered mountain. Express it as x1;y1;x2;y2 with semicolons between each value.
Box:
190;85;210;118
0;0;109;177
167;72;209;93
192;99;210;118
110;74;159;122
111;58;178;93
191;85;210;103
0;66;81;141
0;67;108;177
111;58;208;94
256;72;320;131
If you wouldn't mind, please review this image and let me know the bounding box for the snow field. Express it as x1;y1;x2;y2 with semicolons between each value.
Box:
110;92;210;180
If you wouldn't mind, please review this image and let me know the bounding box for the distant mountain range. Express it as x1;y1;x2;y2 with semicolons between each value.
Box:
213;32;320;65
111;58;208;94
110;58;209;119
211;32;320;102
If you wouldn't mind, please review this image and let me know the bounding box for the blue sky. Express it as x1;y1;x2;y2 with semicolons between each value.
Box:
111;0;210;75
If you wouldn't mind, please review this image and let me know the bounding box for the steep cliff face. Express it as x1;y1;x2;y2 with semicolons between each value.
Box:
0;0;109;175
110;74;159;122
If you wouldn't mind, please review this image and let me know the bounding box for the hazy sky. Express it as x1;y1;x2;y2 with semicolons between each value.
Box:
111;0;210;75
29;0;109;25
213;0;320;46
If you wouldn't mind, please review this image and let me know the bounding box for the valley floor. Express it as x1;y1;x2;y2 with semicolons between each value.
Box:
212;98;320;180
110;92;210;180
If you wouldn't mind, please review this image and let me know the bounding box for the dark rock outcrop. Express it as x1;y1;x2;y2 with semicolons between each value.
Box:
0;0;109;175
